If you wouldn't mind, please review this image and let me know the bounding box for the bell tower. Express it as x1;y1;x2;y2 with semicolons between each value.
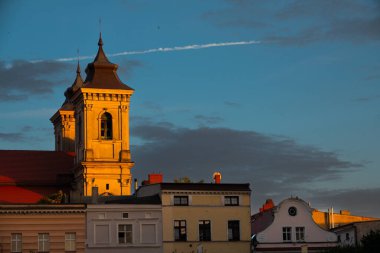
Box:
71;34;135;200
50;62;83;153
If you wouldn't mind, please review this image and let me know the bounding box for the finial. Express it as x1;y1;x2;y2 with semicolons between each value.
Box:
98;32;103;47
76;49;81;73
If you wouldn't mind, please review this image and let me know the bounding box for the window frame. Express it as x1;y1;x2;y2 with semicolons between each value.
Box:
65;232;76;252
228;220;240;241
174;220;187;241
11;233;22;253
199;220;211;241
38;233;50;252
295;227;305;242
224;196;239;206
173;196;189;206
118;224;133;244
100;112;113;140
282;227;292;242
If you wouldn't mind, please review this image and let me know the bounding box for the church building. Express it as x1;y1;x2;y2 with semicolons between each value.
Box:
0;34;135;204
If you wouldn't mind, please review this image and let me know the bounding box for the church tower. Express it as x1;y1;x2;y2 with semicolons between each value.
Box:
50;62;83;153
54;34;135;200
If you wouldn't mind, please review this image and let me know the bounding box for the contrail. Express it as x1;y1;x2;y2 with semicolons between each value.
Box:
50;40;261;62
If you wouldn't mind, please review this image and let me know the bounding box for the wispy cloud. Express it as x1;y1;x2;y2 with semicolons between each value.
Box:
32;40;261;63
204;0;380;45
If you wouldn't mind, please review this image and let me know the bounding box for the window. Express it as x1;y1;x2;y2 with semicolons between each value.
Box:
199;220;211;241
141;224;156;244
282;227;292;242
346;233;350;241
118;224;133;244
95;224;109;244
337;235;341;242
65;233;76;251
106;184;109;190
225;196;239;206
296;227;305;241
11;233;22;252
174;220;187;241
100;112;112;140
38;233;50;252
122;212;129;219
174;196;188;206
228;220;240;241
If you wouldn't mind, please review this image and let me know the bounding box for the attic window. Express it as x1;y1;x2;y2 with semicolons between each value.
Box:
100;112;112;140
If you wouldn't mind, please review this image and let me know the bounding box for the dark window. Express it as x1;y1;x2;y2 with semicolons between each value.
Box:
174;196;188;206
225;196;239;206
174;220;187;241
282;227;292;242
295;227;305;241
101;112;112;140
199;220;211;241
106;184;109;190
338;235;341;242
118;224;132;244
122;212;128;219
346;233;350;240
228;220;240;241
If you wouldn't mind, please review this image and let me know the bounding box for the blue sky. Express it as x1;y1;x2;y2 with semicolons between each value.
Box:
0;0;379;216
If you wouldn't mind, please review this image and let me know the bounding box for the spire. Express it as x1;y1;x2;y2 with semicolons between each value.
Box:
72;61;84;92
83;34;133;91
76;60;81;74
98;32;103;47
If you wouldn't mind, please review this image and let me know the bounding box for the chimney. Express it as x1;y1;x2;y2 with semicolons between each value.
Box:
148;174;163;184
91;186;99;204
213;172;222;184
134;178;138;193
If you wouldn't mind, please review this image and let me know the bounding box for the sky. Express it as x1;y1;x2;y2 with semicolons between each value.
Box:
0;0;379;216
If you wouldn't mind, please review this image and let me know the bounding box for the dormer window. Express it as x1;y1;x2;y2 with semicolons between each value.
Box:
100;112;112;140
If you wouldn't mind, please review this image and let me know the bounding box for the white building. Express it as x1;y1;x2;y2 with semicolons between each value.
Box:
331;220;380;247
252;197;337;252
86;195;162;253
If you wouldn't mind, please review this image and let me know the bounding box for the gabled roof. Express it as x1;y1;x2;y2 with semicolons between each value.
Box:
83;34;133;91
105;194;162;205
147;182;251;191
0;150;74;204
0;150;74;185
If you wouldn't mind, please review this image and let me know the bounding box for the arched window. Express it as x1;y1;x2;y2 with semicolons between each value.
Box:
100;112;112;140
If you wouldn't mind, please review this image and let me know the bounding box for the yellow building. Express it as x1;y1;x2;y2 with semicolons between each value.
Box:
0;204;86;253
51;34;134;201
312;209;379;230
136;178;252;253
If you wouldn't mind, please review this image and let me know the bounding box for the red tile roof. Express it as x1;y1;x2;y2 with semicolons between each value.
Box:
0;150;74;204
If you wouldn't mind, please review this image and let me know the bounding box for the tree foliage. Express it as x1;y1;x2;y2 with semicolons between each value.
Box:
361;229;380;253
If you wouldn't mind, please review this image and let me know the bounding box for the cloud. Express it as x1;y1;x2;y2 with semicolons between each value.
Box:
0;132;26;142
116;59;144;78
309;188;380;217
39;40;261;63
352;95;380;103
131;122;364;213
224;101;241;107
0;60;70;101
204;0;380;44
194;115;224;125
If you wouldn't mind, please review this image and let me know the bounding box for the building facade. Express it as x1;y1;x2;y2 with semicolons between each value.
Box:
50;34;135;201
331;220;380;247
86;196;162;253
252;197;337;252
136;179;252;253
0;205;86;253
